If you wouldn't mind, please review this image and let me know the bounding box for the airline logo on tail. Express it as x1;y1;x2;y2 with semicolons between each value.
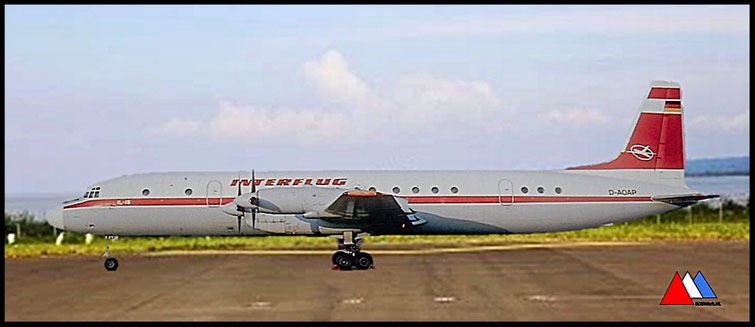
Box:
627;144;655;161
660;271;720;306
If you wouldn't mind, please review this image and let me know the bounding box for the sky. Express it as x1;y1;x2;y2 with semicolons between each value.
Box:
4;5;750;194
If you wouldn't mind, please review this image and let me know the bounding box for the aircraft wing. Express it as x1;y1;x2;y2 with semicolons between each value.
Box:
313;190;427;227
652;193;719;207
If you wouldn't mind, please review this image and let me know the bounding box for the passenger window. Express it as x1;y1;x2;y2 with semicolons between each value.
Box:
521;187;529;194
431;187;439;194
368;186;376;191
392;187;400;194
412;186;420;194
185;188;193;196
450;186;459;194
537;186;544;194
555;187;562;194
142;189;150;196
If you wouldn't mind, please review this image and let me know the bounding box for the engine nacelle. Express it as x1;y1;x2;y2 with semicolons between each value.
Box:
251;213;314;234
254;187;347;214
249;213;361;235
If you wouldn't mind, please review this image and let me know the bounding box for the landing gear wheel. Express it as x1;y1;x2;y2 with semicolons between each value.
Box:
354;252;373;270
332;250;348;265
104;257;119;271
336;253;354;271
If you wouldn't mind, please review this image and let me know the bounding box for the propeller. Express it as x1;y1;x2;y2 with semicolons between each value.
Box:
222;170;260;229
250;170;257;229
235;172;243;235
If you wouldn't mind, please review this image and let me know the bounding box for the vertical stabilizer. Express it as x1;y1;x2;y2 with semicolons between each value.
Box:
567;81;685;171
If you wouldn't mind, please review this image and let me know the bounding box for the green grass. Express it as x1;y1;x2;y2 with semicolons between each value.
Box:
4;221;748;259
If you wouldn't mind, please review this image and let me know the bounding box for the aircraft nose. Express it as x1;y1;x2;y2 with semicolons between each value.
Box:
45;206;65;230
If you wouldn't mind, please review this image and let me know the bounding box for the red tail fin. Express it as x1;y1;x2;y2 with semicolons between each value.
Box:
568;81;685;171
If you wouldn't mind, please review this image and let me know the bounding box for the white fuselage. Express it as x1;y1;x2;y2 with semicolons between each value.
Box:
44;81;702;243
50;169;691;237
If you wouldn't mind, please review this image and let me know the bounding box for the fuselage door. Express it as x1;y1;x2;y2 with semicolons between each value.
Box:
206;180;223;207
498;179;513;206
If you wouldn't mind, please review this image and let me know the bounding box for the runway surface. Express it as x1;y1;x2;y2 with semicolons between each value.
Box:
5;241;749;321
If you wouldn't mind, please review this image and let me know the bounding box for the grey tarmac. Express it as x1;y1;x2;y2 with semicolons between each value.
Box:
4;241;749;321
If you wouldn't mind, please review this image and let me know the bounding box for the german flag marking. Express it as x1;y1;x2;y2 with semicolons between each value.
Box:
664;101;682;112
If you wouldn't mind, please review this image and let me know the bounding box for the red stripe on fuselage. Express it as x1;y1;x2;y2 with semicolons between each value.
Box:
63;195;653;209
63;197;235;209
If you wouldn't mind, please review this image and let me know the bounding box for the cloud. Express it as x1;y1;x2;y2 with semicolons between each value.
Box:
209;101;349;141
147;118;200;137
152;50;509;143
541;108;610;126
394;76;504;126
303;50;370;105
299;50;508;135
396;77;501;110
688;110;750;132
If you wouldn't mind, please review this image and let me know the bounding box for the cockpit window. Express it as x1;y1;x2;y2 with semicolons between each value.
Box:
84;186;102;198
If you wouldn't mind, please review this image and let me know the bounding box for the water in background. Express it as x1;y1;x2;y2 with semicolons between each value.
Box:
5;175;750;221
5;192;80;220
685;175;750;204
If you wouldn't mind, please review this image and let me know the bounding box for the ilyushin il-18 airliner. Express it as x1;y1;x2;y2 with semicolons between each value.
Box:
46;81;717;271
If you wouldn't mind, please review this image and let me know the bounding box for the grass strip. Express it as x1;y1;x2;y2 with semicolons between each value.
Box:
5;221;748;259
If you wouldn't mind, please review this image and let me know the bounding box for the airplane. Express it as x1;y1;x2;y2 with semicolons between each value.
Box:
45;81;718;271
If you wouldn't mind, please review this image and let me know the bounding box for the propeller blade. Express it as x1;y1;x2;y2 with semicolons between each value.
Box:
237;172;243;235
251;170;256;229
251;170;256;193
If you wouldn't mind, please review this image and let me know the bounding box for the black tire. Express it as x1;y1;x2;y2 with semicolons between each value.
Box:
354;252;373;270
332;251;347;265
336;253;353;271
104;258;119;271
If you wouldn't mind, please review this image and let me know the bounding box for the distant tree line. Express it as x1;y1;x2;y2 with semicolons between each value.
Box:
632;197;750;225
4;211;85;243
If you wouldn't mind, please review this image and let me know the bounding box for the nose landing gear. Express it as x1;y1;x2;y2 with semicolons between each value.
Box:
332;231;373;271
104;257;119;271
103;235;119;271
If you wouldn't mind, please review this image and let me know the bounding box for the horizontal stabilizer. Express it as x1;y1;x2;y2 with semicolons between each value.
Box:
652;193;719;207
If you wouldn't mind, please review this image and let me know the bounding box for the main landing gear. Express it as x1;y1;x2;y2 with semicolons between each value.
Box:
103;235;119;271
332;231;374;271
